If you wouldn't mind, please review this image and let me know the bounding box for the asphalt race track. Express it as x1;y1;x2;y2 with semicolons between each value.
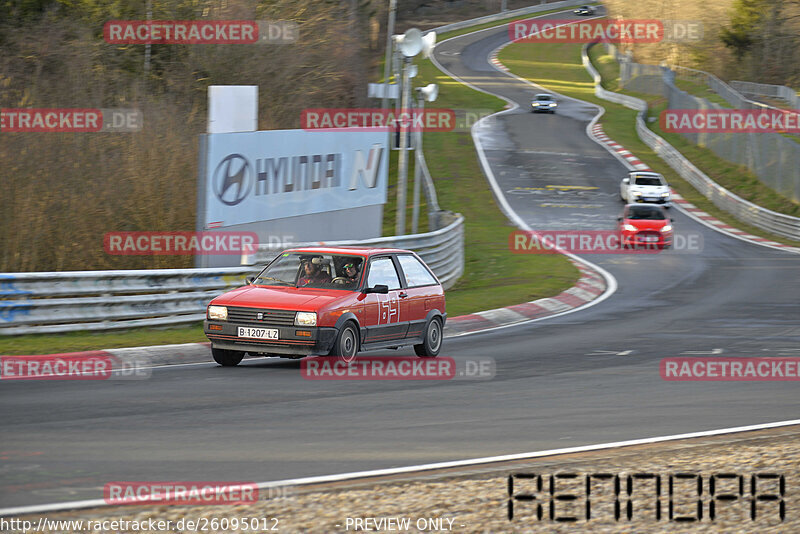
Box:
2;10;799;509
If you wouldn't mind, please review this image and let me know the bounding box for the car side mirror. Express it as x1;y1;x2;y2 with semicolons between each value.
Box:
245;276;255;285
616;217;623;221
622;178;629;184
670;218;674;222
363;284;389;294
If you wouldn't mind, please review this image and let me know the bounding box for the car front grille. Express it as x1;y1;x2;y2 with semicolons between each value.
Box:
227;307;296;326
636;231;662;239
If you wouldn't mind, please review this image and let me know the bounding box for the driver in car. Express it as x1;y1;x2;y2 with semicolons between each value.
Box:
298;258;331;287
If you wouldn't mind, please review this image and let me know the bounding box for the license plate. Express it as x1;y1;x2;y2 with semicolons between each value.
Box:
237;327;279;340
644;236;658;242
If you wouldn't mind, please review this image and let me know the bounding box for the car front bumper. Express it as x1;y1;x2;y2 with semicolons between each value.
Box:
631;196;671;206
204;320;339;357
621;234;672;248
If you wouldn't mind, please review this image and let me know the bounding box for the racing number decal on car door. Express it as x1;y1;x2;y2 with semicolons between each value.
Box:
378;294;399;324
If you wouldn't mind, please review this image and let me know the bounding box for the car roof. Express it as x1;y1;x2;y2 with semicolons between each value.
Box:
629;171;663;177
535;93;553;98
283;246;412;257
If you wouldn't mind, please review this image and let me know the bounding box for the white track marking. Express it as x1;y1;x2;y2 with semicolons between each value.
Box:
4;418;799;517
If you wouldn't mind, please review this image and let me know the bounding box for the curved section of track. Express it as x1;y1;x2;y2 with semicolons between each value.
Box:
2;11;799;509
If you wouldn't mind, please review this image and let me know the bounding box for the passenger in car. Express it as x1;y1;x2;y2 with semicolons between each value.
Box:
342;261;361;284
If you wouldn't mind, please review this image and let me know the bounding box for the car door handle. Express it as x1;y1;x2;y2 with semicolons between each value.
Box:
399;292;408;298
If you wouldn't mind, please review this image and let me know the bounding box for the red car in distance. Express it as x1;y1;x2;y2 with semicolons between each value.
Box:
204;247;446;365
617;204;674;249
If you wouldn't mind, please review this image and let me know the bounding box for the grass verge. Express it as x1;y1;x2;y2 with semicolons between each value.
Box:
497;41;800;247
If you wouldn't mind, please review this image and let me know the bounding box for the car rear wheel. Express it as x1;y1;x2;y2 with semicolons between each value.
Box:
212;348;244;367
415;317;442;358
330;322;359;362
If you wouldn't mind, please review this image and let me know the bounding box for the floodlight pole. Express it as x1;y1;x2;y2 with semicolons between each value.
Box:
395;56;412;236
393;46;402;118
381;0;397;112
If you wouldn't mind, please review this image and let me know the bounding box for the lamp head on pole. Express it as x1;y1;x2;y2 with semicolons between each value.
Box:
416;83;439;103
421;31;437;59
397;28;423;57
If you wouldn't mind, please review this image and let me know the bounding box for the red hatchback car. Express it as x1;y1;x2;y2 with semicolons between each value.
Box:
617;204;674;249
204;247;446;366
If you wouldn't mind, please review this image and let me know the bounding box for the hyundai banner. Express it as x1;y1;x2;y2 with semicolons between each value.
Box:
202;129;388;228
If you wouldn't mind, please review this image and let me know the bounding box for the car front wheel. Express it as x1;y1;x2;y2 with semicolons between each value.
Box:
212;348;244;367
330;322;359;362
415;317;443;358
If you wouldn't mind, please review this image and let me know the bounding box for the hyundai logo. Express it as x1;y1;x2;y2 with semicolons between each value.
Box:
257;312;263;320
213;154;252;206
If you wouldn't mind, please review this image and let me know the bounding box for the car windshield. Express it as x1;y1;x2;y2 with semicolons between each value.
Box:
634;176;664;186
536;95;553;101
253;252;365;290
627;206;667;220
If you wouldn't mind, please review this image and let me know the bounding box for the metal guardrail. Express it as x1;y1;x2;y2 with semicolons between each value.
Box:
0;268;254;335
584;43;800;242
582;45;646;112
729;80;799;110
0;216;464;336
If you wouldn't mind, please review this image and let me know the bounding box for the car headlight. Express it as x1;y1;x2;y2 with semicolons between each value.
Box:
661;224;673;232
208;305;227;321
632;191;642;196
623;224;638;232
549;102;557;107
661;192;670;197
295;312;317;326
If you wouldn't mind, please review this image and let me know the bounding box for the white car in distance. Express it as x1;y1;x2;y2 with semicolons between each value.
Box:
620;171;671;207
